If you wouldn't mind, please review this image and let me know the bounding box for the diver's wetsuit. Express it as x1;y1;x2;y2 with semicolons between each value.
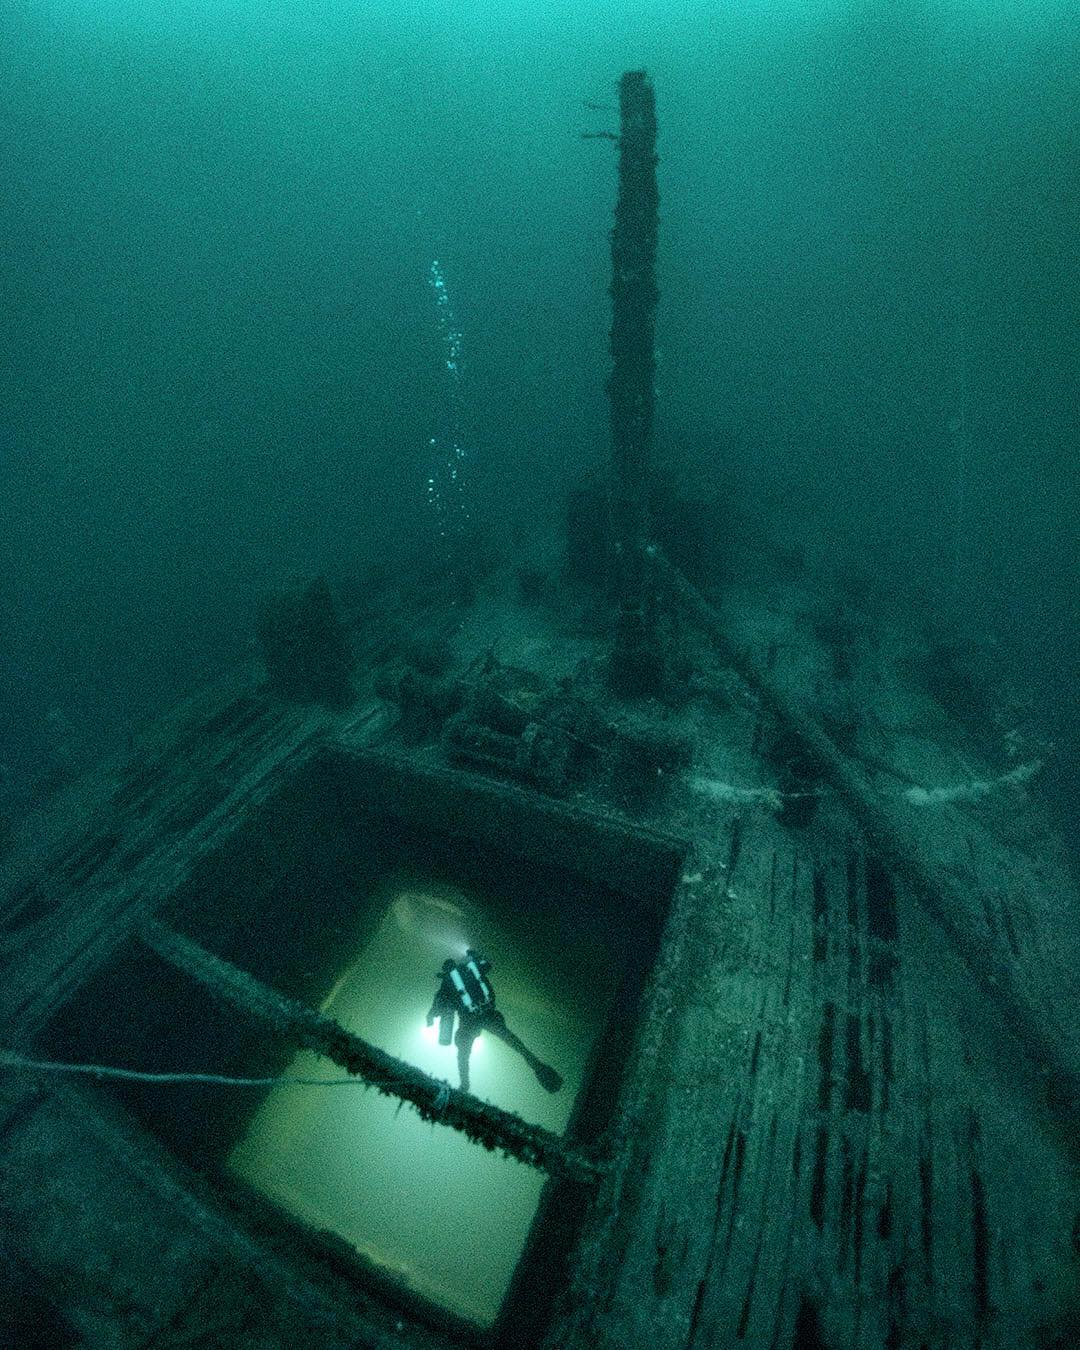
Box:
427;952;563;1095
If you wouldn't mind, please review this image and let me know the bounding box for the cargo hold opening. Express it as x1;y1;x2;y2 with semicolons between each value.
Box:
36;748;684;1337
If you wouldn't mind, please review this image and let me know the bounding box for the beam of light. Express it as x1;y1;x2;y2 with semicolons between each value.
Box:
229;883;604;1326
418;1020;483;1053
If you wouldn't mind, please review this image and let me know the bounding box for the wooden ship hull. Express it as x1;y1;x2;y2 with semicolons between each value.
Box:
2;72;1078;1350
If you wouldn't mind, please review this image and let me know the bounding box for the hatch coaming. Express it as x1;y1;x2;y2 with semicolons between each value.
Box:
7;730;686;1345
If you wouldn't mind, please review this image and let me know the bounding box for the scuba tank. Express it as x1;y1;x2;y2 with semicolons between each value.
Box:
448;953;494;1014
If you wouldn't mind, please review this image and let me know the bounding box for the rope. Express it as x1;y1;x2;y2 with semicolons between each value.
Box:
0;1049;366;1088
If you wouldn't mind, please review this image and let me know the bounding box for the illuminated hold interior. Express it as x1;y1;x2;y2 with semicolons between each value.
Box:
37;749;682;1336
228;876;617;1325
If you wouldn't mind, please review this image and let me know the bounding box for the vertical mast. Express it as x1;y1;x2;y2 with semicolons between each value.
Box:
608;70;661;693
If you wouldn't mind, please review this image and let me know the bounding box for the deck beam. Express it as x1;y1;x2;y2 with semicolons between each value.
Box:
138;917;603;1185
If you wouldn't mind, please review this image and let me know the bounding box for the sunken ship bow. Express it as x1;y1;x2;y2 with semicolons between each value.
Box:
2;71;1079;1350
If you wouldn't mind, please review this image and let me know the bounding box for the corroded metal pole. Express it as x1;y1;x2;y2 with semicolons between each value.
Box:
609;70;662;694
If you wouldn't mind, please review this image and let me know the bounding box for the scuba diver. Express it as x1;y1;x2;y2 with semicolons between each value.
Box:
426;949;563;1096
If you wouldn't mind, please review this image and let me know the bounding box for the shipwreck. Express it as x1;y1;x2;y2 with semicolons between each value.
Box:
2;72;1078;1350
